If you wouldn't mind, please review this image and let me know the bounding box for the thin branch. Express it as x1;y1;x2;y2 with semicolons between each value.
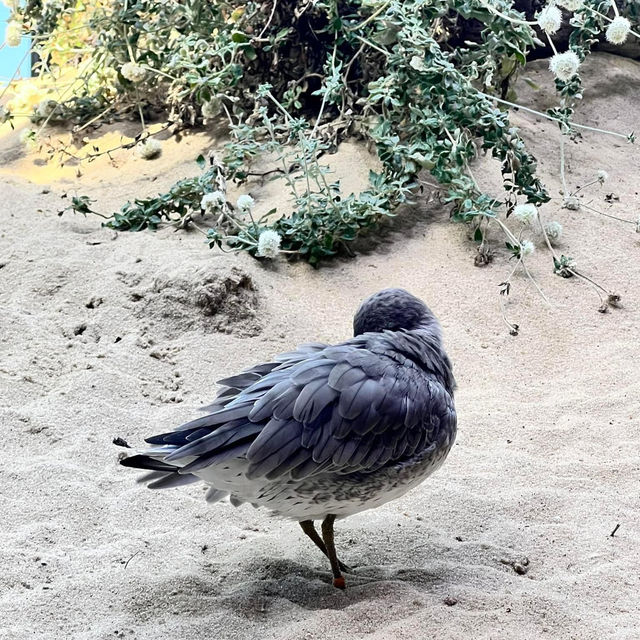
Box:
353;34;390;58
0;45;33;103
311;41;337;138
581;202;637;226
257;0;279;40
559;133;568;197
477;0;537;26
477;91;632;141
347;1;391;31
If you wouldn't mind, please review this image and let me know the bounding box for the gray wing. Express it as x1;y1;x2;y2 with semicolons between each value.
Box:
157;340;455;481
198;342;329;414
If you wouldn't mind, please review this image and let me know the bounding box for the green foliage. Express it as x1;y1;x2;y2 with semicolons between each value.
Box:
9;0;635;266
107;166;219;231
553;254;576;278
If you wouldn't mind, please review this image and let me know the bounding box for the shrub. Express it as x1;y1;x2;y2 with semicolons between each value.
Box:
4;0;639;323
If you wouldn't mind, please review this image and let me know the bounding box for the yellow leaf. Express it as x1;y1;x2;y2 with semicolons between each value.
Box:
229;6;245;23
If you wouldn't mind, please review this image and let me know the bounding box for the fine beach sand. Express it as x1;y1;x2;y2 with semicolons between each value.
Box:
1;53;639;639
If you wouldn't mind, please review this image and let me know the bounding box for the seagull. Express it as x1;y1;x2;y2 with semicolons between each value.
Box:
118;288;457;588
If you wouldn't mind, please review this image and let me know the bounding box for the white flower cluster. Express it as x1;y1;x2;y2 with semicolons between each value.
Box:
556;0;583;11
606;16;631;45
513;203;538;225
520;240;535;257
236;194;255;212
5;20;22;47
544;221;563;243
0;105;10;124
257;230;282;258
537;5;562;34
596;169;608;184
201;191;226;213
549;50;580;82
121;62;146;84
136;138;162;160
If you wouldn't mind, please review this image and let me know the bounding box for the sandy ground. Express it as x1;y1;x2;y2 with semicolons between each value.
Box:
1;53;639;640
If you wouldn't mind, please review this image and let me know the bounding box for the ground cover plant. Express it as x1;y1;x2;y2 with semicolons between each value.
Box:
2;0;639;330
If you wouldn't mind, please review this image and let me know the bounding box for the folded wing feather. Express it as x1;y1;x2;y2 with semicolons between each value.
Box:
140;338;454;483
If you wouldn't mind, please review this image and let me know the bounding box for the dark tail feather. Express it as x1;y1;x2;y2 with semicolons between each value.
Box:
136;471;167;484
128;468;201;490
144;427;213;446
147;472;201;489
119;454;179;473
179;439;253;473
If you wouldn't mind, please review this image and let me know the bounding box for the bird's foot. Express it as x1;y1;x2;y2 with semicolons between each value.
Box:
338;560;352;574
332;576;346;590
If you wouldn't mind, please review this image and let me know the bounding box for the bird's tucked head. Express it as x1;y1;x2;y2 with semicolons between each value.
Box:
353;288;440;337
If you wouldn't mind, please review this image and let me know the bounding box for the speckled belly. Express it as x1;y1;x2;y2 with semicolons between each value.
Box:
196;430;455;521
